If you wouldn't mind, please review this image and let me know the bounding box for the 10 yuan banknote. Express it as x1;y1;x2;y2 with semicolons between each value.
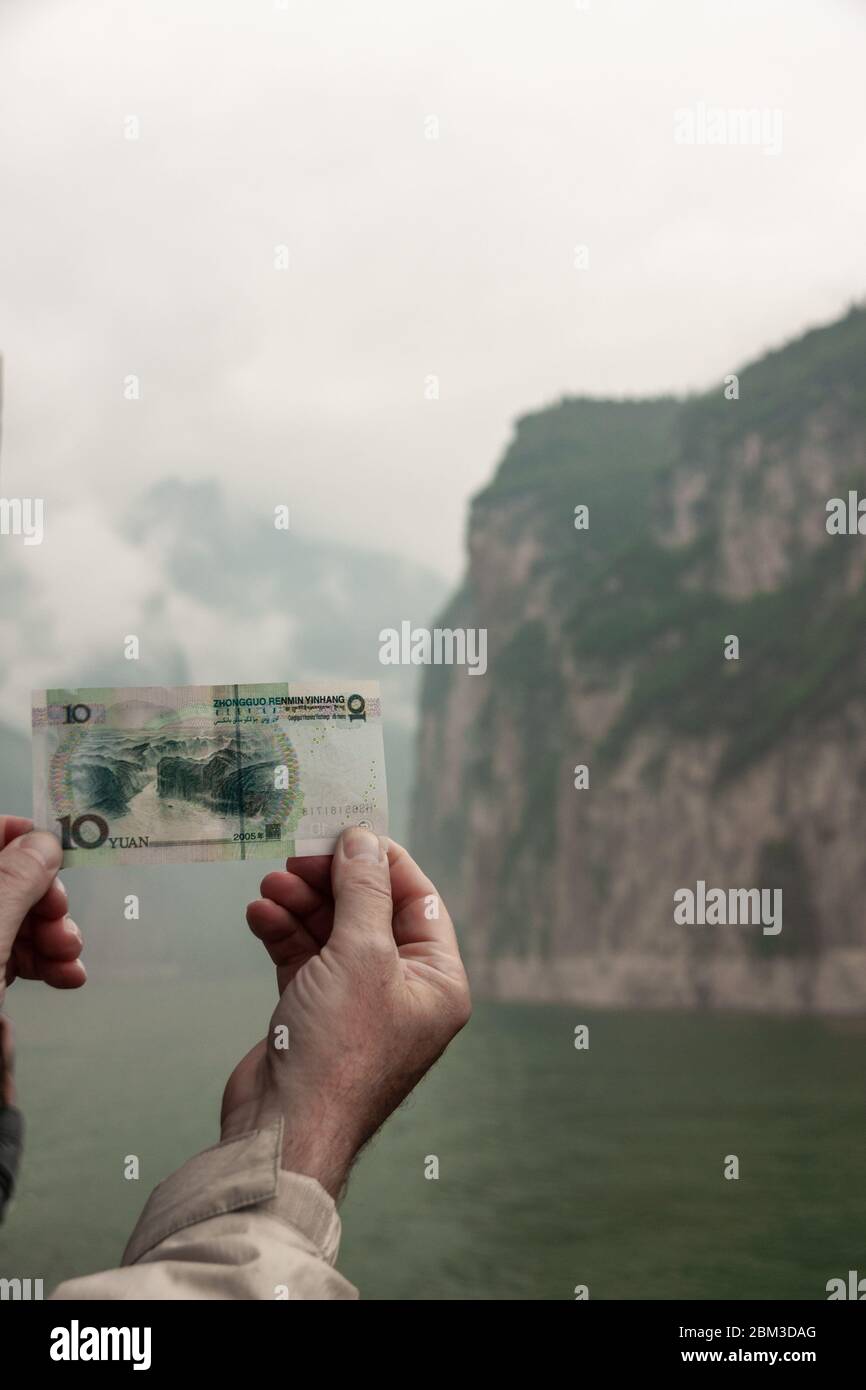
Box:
32;682;387;866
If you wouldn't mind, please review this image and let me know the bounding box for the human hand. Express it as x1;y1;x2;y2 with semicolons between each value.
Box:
0;816;86;1009
221;827;471;1198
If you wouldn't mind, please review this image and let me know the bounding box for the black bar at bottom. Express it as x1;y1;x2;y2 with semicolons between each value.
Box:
4;1298;861;1374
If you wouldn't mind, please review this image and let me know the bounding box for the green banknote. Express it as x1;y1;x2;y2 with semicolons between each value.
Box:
31;682;387;866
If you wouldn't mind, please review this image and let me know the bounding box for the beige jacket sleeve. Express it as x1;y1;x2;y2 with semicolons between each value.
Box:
50;1120;358;1301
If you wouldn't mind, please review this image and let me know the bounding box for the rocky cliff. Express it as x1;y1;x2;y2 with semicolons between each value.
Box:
412;305;866;1011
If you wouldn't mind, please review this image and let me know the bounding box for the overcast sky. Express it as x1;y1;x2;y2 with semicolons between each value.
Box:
1;0;864;577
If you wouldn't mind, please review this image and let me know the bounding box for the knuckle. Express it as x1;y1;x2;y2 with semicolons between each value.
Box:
449;980;473;1031
344;861;391;898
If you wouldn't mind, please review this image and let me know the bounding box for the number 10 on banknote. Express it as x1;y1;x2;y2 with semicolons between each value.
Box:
31;682;388;866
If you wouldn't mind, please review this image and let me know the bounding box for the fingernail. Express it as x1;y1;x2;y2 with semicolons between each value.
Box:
55;877;67;897
15;831;62;871
64;918;81;941
341;826;382;862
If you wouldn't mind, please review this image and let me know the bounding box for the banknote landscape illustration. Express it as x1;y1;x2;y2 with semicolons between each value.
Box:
65;729;279;816
31;682;388;864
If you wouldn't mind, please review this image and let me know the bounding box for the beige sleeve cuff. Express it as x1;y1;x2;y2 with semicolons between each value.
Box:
51;1120;359;1301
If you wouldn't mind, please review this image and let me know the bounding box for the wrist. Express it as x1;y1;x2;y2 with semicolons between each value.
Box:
279;1126;356;1200
220;1101;357;1200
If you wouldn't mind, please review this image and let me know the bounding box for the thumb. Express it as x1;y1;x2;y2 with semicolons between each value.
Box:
329;826;394;952
0;831;63;960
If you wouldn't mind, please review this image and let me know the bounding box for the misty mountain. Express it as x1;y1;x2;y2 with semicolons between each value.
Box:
122;478;446;700
413;304;866;1012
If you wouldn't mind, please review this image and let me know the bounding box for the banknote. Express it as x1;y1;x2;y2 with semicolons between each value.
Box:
31;682;387;866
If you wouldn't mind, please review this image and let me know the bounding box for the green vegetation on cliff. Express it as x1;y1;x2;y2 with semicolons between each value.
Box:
447;304;866;789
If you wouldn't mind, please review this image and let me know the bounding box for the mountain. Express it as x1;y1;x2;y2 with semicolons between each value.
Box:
412;303;866;1012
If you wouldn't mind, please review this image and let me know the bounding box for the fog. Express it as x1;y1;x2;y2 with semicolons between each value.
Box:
1;0;864;577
